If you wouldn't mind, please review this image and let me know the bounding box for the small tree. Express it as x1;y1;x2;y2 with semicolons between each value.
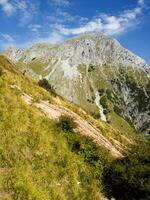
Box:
0;67;3;76
57;115;77;132
38;79;55;94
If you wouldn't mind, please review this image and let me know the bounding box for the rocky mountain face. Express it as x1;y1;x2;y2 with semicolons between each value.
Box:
4;33;150;135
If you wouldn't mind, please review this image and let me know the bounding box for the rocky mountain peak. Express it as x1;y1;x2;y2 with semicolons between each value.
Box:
59;33;149;70
4;33;149;71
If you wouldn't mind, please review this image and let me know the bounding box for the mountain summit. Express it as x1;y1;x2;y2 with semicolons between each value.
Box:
5;33;150;69
4;33;150;135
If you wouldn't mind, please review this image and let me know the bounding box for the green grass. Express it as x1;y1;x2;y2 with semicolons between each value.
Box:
0;55;107;199
1;55;149;199
110;111;137;138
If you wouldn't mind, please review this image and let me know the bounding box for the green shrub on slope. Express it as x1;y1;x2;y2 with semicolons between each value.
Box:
103;139;150;200
38;78;55;95
0;66;3;76
57;115;77;132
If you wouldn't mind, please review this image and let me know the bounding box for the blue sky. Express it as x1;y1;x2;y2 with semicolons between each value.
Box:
0;0;150;64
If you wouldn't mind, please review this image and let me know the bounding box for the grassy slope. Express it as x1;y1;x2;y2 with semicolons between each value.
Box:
0;55;145;199
0;55;119;200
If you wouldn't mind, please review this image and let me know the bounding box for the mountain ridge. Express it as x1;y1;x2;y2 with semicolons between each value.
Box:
3;33;150;135
4;33;150;70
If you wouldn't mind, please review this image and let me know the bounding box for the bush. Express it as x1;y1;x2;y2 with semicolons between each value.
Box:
38;79;55;94
0;67;3;76
60;128;112;182
100;95;109;110
113;104;122;115
57;115;77;132
91;111;100;119
103;140;150;200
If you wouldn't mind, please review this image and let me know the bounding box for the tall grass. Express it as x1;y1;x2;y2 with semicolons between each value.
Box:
0;58;104;199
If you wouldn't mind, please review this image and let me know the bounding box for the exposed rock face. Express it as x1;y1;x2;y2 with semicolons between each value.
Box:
4;33;150;135
5;47;23;63
5;33;149;68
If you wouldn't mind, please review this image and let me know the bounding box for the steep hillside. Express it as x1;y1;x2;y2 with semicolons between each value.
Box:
1;55;150;200
0;55;134;199
4;33;150;135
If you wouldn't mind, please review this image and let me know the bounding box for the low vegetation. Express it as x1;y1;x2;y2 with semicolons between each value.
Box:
0;55;150;200
0;66;3;76
103;139;150;200
38;78;55;95
57;128;112;186
0;57;105;200
57;115;77;132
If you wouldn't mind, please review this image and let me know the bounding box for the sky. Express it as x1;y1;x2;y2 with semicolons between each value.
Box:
0;0;150;64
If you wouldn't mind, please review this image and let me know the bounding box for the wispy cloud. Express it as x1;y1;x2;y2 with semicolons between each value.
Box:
0;0;38;25
0;32;14;43
0;0;14;15
55;0;146;37
49;0;71;7
47;8;88;25
28;24;42;33
138;0;145;6
0;32;15;49
13;0;38;25
42;31;66;44
0;0;147;49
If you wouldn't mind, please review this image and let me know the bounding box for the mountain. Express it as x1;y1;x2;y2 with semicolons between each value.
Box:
4;33;150;135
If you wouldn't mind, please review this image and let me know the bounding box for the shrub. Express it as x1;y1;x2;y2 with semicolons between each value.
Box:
91;111;100;119
57;115;77;132
0;67;3;76
38;79;55;95
106;89;112;101
103;140;150;200
98;88;105;96
113;104;122;115
60;129;112;182
100;95;109;110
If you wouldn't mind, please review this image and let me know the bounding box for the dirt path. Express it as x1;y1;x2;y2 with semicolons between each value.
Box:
21;93;123;157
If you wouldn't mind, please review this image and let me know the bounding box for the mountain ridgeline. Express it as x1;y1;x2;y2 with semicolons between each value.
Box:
4;33;150;135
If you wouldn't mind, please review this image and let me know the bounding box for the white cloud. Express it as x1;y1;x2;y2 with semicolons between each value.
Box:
0;32;14;43
14;0;27;10
56;9;77;22
54;0;146;37
0;32;15;49
0;0;14;15
28;31;65;45
0;0;147;49
0;30;66;50
47;8;88;25
0;0;38;25
14;0;38;25
49;0;70;7
138;0;145;6
28;24;42;34
44;32;65;44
